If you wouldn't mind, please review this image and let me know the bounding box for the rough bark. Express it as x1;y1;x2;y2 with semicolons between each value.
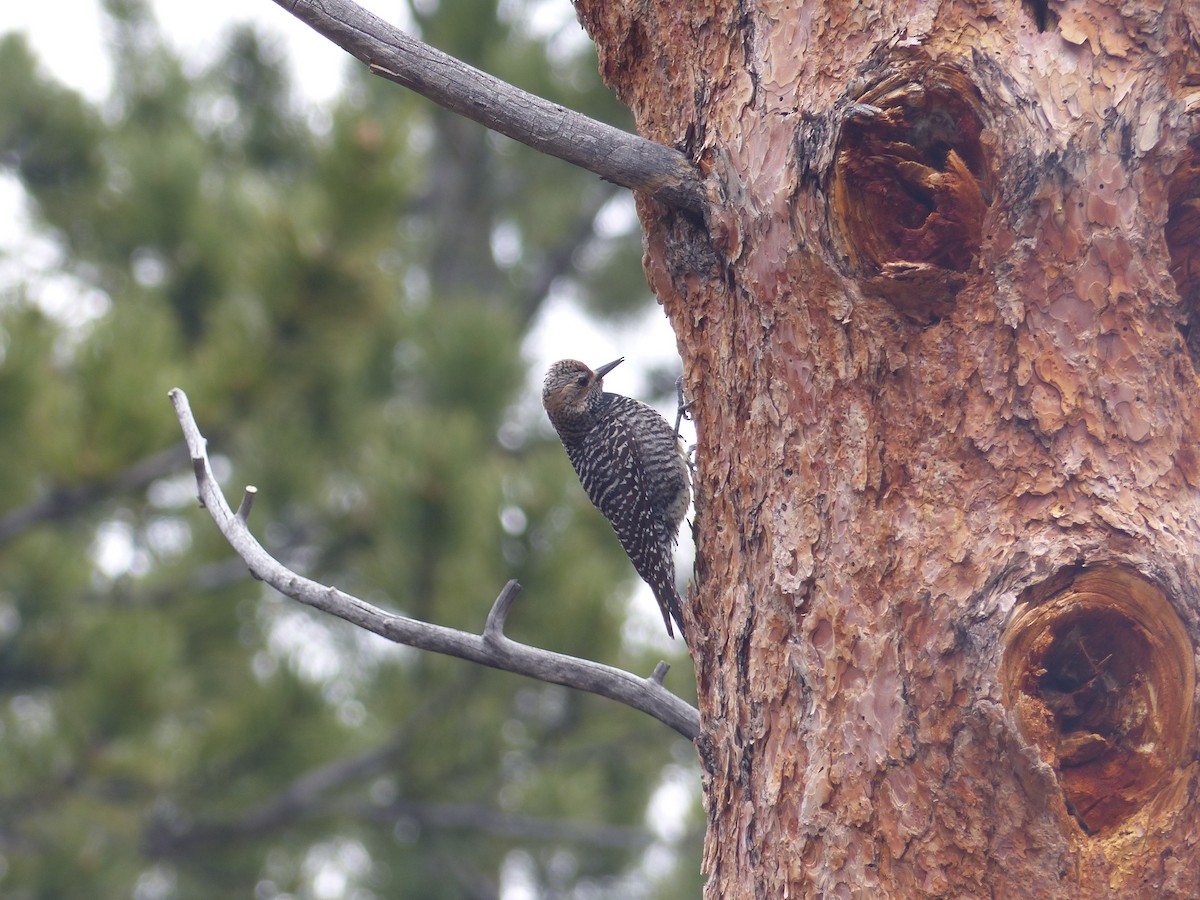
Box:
573;0;1200;895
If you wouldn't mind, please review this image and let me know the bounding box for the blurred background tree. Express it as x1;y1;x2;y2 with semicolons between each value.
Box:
0;0;701;896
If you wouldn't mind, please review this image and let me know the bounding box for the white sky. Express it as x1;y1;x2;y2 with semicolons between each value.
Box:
0;0;363;105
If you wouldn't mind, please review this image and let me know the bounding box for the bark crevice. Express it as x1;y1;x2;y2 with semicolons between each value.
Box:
1001;566;1196;836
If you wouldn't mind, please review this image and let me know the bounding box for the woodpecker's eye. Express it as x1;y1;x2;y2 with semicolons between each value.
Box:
576;375;588;387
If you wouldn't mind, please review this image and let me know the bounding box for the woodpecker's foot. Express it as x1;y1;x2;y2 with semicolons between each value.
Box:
673;376;695;440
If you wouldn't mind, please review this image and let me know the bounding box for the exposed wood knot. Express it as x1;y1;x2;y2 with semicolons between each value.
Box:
1000;566;1195;836
831;65;993;323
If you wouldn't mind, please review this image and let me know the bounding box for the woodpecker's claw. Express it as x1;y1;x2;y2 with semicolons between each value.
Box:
673;376;695;440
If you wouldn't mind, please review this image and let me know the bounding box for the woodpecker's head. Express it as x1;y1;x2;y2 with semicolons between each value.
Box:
542;357;623;432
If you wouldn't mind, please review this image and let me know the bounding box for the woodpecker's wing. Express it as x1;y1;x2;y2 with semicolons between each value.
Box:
619;397;690;543
565;395;686;636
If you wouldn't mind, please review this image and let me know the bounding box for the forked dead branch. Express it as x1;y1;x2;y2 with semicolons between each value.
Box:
168;387;701;741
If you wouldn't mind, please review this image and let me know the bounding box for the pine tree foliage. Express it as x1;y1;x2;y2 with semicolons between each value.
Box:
0;1;701;896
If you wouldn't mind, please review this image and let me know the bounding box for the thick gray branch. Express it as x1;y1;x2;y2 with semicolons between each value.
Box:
269;0;707;213
168;388;700;741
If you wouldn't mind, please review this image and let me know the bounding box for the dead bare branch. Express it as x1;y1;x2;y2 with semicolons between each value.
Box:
267;0;707;214
168;387;701;741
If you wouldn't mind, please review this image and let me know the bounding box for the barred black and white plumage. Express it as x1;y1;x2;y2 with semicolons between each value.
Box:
542;357;690;639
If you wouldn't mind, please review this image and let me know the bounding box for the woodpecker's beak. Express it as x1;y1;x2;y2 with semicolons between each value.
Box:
593;357;625;380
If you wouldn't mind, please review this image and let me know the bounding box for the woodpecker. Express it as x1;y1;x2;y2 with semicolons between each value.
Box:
542;357;690;639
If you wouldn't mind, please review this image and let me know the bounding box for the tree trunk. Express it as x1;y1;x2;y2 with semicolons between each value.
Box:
574;0;1200;895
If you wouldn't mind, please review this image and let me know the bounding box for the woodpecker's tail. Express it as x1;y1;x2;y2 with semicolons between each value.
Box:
652;581;686;641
